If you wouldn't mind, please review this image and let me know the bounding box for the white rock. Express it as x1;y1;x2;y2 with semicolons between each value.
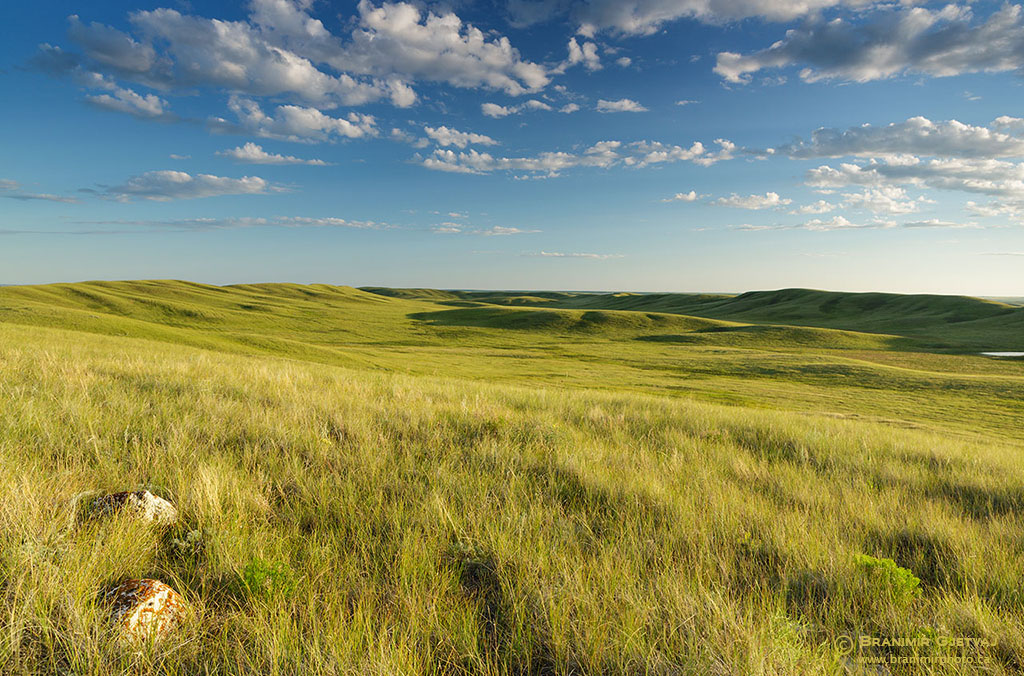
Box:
104;578;186;643
91;490;178;525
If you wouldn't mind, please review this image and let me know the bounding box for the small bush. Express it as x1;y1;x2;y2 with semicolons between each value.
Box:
854;554;922;605
240;557;297;601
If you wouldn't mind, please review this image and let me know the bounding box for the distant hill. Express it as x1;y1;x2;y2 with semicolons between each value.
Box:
363;287;1024;350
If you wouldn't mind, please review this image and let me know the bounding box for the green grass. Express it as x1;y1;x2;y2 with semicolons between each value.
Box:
1;281;1023;674
365;286;1024;350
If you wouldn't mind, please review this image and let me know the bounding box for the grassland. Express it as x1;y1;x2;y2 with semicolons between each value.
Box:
1;281;1022;675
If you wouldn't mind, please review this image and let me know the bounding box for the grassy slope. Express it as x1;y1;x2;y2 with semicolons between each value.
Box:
364;287;1024;350
2;281;1021;442
2;321;1024;675
1;281;1024;673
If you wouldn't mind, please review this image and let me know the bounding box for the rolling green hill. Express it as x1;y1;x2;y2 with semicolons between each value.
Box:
364;287;1024;350
2;280;1024;674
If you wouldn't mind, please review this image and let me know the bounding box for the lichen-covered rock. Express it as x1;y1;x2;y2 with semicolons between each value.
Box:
103;579;185;642
90;490;178;525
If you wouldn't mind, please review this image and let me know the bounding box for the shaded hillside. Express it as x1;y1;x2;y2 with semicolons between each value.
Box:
365;287;1024;350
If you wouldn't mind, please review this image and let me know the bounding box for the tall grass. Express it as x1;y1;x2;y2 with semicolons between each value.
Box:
1;321;1023;674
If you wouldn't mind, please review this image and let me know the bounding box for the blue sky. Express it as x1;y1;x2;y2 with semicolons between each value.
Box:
2;0;1023;294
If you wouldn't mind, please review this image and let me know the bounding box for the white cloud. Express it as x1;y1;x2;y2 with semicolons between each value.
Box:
662;190;702;202
559;103;581;113
616;57;632;67
805;157;1024;200
675;99;699;106
565;37;601;71
57;0;549;116
169;154;190;160
85;84;169;119
0;179;77;203
528;250;623;259
735;216;979;232
217;142;329;165
420;138;725;176
715;5;1024;84
481;99;557;118
841;187;932;214
104;170;278;201
481;103;513;118
433;223;538;235
966;199;1024;223
507;0;887;37
713;192;791;209
596;98;648;113
424;125;499;148
73;215;392;230
216;96;378;143
789;200;836;214
779;117;1024;161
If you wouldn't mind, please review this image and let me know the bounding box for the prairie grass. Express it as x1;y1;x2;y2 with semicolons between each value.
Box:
1;318;1023;675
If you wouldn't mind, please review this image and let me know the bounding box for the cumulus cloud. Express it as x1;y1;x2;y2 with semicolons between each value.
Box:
214;96;378;143
421;138;729;176
217;142;329;165
841;186;932;214
53;0;550;118
805;157;1024;200
778;116;1024;160
103;170;279;201
481;99;557;118
0;179;78;203
713;192;791;209
85;83;170;119
507;0;885;36
596;98;648;113
424;126;498;148
789;200;836;214
662;190;702;202
565;37;601;71
715;5;1024;84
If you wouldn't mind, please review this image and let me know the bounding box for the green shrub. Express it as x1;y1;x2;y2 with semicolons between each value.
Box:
240;557;297;601
854;554;922;605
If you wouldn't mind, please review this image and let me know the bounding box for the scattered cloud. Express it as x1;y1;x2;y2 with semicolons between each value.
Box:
0;178;77;203
213;96;378;143
789;200;836;215
71;216;392;231
616;57;632;68
735;216;979;232
596;98;648;113
507;0;887;37
526;250;623;259
169;153;190;160
805;157;1024;200
715;5;1024;84
662;190;703;202
217;142;329;165
433;223;539;235
713;192;791;209
421;138;732;176
777;117;1024;161
841;187;932;215
481;99;558;118
675;99;699;106
103;170;280;201
424;125;498;148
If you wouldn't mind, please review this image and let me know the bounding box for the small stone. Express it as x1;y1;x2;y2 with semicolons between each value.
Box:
103;578;186;643
90;490;178;525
